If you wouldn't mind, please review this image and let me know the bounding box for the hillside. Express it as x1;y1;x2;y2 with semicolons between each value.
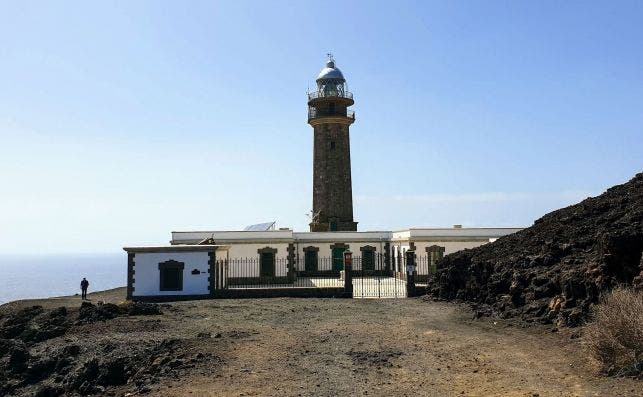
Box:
431;173;643;326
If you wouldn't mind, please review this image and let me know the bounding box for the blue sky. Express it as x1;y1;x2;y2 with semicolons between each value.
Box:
0;1;641;254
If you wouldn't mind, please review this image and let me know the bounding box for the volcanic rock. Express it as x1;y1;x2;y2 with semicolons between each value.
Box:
430;173;643;326
76;301;162;324
0;306;70;344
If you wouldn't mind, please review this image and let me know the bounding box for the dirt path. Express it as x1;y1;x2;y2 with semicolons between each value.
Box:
170;298;639;397
2;290;639;396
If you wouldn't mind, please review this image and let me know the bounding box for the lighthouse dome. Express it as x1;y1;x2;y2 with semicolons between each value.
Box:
316;60;345;82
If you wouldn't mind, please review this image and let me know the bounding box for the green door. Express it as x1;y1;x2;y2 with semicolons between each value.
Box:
363;250;375;271
305;250;318;272
332;248;345;271
260;252;275;278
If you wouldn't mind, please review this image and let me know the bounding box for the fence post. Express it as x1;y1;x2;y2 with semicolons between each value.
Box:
384;242;391;274
344;250;353;298
287;243;296;283
208;251;216;297
406;249;417;297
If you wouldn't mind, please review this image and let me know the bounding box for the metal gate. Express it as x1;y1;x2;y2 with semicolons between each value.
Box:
351;253;407;298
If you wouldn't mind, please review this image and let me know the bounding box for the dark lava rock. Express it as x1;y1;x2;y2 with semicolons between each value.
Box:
64;358;99;391
77;301;124;324
76;301;162;324
24;356;59;383
0;306;44;339
34;384;64;397
0;338;17;357
96;357;129;386
19;317;69;344
430;172;643;326
8;345;30;372
1;312;200;397
51;337;191;395
0;306;70;344
63;344;81;356
127;302;162;316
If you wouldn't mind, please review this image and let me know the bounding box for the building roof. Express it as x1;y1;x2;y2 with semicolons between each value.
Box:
123;245;229;253
169;227;524;245
316;60;345;82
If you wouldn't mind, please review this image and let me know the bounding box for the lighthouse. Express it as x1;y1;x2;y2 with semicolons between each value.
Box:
308;55;357;232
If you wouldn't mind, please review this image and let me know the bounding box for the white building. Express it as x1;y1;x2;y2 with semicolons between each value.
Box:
124;226;521;300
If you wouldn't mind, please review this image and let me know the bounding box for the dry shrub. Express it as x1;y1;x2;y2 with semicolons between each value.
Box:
583;287;643;377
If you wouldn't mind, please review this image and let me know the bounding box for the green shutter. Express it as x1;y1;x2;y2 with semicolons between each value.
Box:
332;248;345;271
260;252;275;277
363;250;375;271
305;251;317;272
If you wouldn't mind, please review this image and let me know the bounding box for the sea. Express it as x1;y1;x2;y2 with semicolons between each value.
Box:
0;253;125;305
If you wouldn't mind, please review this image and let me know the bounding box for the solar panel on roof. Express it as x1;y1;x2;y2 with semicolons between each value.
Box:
243;222;276;231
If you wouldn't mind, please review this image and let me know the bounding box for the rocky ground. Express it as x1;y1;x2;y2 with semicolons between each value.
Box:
430;172;643;327
1;288;640;396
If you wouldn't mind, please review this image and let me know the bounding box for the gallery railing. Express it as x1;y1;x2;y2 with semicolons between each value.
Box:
307;90;353;101
308;108;355;121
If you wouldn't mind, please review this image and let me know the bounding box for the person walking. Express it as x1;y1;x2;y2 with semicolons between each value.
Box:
80;277;89;300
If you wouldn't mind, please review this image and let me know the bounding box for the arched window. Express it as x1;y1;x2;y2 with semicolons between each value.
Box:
258;247;277;278
303;246;319;272
425;245;446;274
158;260;184;291
360;245;377;271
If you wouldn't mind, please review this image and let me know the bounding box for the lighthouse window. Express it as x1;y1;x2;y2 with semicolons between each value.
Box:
330;141;336;150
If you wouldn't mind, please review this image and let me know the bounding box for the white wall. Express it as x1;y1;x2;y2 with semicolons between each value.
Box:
226;243;289;278
163;229;519;277
293;231;391;241
226;243;289;260
226;261;289;278
412;240;490;256
133;251;210;296
392;244;410;272
405;228;522;239
294;240;388;271
390;240;493;274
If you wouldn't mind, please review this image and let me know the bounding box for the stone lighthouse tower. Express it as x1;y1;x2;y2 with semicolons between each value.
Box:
308;55;357;232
